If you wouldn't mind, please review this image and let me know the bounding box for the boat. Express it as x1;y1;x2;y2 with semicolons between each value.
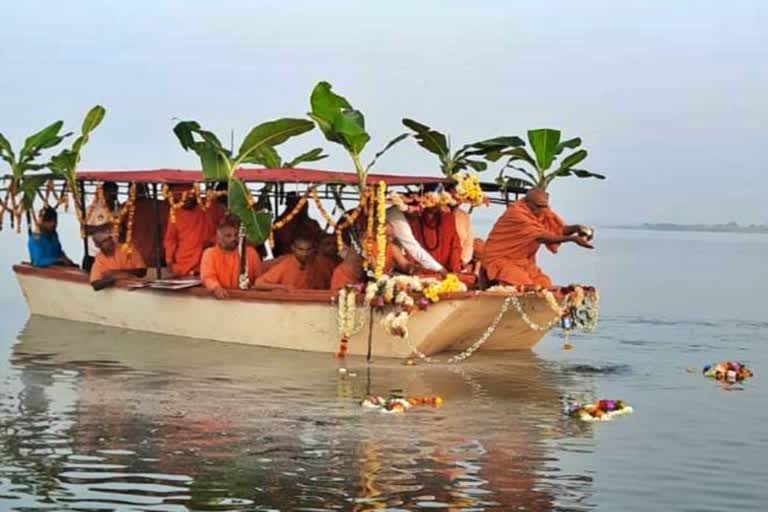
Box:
9;168;591;359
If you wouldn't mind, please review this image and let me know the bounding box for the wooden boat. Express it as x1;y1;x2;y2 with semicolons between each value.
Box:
10;168;573;359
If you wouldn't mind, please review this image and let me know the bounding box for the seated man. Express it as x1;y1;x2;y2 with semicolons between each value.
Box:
272;192;322;256
408;205;463;273
89;231;146;291
28;207;76;268
308;234;342;289
255;236;314;289
201;215;263;300
163;184;216;276
483;188;593;288
386;204;446;275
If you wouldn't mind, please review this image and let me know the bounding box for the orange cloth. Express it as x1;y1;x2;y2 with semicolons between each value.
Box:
482;200;565;287
330;260;362;292
308;254;341;290
132;198;169;267
200;245;262;290
89;244;146;283
255;255;311;289
454;207;474;265
163;206;216;276
408;210;462;273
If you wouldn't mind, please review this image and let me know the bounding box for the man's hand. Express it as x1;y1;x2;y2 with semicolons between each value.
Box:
212;286;229;300
577;225;594;241
572;236;594;249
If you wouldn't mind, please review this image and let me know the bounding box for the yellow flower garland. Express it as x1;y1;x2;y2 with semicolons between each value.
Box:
374;181;387;279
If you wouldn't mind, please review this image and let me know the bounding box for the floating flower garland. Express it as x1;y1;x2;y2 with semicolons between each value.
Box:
703;361;753;383
362;394;444;414
563;398;634;422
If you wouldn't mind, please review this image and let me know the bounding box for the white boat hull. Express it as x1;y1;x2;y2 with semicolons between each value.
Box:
14;265;560;358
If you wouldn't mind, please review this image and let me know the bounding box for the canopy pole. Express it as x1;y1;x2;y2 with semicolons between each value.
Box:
79;181;88;260
366;306;374;363
151;183;163;279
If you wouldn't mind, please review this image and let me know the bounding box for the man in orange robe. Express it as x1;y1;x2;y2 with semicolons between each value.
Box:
89;232;147;290
408;207;463;273
483;189;594;288
200;215;263;300
132;184;170;269
163;185;216;276
308;234;341;289
255;236;314;289
273;193;322;256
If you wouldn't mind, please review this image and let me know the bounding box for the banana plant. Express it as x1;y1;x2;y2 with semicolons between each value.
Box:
173;117;314;244
401;118;524;177
0;120;72;226
308;81;408;193
492;128;605;191
49;105;106;222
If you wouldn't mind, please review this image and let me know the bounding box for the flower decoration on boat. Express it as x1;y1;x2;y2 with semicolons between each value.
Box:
374;181;388;279
268;190;310;247
362;393;444;414
335;287;358;358
360;274;467;338
117;183;137;255
162;183;227;224
453;171;488;207
702;361;753;383
563;398;633;422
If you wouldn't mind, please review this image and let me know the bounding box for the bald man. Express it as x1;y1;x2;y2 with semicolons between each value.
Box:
482;188;593;288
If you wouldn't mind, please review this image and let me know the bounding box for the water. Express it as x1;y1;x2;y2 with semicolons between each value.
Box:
1;227;767;511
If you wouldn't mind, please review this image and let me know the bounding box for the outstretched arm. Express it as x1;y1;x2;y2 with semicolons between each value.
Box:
536;234;594;249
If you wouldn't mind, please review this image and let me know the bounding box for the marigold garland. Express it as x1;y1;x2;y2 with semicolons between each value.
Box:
374;181;387;279
118;183;137;255
363;190;375;272
268;191;310;247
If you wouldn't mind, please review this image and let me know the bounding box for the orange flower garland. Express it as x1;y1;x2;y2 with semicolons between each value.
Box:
363;190;375;272
334;201;363;253
268;191;310;247
374;181;387;279
118;183;137;255
309;187;338;230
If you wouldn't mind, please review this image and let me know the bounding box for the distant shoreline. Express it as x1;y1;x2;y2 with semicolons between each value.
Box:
606;223;768;234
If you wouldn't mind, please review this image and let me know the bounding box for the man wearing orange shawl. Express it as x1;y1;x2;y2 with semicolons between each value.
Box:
308;234;342;289
132;184;169;268
89;232;146;290
255;236;314;289
200;215;262;300
408;207;463;273
163;185;216;276
483;189;593;288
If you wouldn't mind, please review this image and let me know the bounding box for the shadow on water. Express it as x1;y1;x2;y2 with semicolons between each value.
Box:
0;315;600;511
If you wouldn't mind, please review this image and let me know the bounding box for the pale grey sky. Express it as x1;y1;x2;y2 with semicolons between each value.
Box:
1;1;766;225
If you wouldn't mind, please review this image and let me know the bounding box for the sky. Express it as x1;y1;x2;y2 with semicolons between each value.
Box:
1;0;766;225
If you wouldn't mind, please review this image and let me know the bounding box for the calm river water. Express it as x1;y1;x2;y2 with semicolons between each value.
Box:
0;226;766;511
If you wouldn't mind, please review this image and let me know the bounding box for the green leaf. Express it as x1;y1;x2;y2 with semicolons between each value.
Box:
173;121;225;152
497;176;534;190
464;159;488;172
285;147;328;168
242;145;282;168
502;147;538;168
571;169;606;179
458;135;525;157
555;137;582;155
527;128;561;171
21;121;64;159
333;109;369;155
81;105;106;136
0;133;15;164
557;149;588;171
310;81;353;123
49;150;77;176
228;178;272;245
197;144;231;181
236;118;315;165
20;174;55;210
367;133;409;170
402;118;449;162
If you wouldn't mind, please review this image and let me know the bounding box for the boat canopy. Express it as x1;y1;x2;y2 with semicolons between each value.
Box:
75;168;448;187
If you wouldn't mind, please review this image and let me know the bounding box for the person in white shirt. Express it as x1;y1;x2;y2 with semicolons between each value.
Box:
385;206;446;275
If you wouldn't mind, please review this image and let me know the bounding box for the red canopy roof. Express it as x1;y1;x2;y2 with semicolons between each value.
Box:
76;168;446;186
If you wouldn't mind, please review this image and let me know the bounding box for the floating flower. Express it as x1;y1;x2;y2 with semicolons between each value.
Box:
564;398;633;422
703;361;753;382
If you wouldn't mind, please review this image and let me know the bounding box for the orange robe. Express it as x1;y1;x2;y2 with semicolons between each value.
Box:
255;255;311;289
207;202;227;229
200;245;262;290
163;206;216;276
408;210;462;273
90;245;146;283
330;260;362;292
308;254;341;290
132;197;169;267
482;200;565;287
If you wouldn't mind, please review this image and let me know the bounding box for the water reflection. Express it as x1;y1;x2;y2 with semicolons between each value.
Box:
0;316;599;511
